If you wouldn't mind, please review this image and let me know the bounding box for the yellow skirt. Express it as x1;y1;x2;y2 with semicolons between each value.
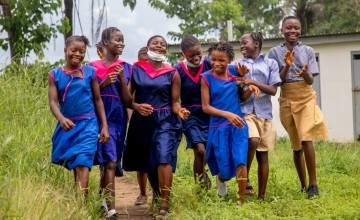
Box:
279;81;328;150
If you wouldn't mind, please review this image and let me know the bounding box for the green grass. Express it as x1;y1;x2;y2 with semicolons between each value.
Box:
1;63;360;219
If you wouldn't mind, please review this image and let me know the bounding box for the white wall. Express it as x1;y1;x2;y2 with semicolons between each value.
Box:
234;42;360;142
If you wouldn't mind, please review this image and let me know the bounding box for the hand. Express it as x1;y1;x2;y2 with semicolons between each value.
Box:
135;103;153;116
104;73;118;85
284;50;295;66
236;63;249;77
59;118;75;131
248;85;261;97
114;64;125;81
296;64;308;77
99;127;110;143
226;112;245;128
178;108;190;120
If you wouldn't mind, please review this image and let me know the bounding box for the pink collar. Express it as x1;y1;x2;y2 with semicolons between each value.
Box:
61;65;84;78
91;59;125;80
135;61;175;79
179;60;204;83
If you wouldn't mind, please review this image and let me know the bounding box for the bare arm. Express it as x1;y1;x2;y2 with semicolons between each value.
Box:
241;78;277;96
201;78;245;127
115;65;133;107
91;77;109;143
171;72;190;120
48;75;75;131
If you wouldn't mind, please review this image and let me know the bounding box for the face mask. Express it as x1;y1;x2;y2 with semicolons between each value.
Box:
147;50;166;62
185;56;204;68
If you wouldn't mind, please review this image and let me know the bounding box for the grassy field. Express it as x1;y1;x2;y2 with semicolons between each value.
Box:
1;63;360;219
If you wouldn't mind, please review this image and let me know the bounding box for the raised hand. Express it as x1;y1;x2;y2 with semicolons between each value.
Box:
178;108;191;120
284;50;295;66
114;64;125;81
296;64;308;77
236;63;249;77
248;85;261;97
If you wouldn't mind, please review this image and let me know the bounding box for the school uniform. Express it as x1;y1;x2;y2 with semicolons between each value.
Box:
239;54;281;151
202;67;248;180
89;60;131;166
122;61;182;173
174;56;212;148
269;42;328;150
49;65;98;170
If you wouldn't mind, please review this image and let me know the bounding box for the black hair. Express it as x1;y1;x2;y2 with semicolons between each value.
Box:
147;35;167;48
101;27;121;43
281;16;300;28
138;46;148;55
65;35;90;47
246;32;263;50
180;35;200;52
208;40;235;61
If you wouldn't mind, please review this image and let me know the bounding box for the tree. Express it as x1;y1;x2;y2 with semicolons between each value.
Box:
148;0;283;41
0;0;69;62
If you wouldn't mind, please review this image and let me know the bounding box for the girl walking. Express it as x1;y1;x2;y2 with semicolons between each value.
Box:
89;27;132;219
201;41;259;204
174;35;212;190
48;35;109;195
268;16;328;198
237;32;281;200
122;35;187;217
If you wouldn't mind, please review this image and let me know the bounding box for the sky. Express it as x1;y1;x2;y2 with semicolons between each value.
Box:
0;1;181;66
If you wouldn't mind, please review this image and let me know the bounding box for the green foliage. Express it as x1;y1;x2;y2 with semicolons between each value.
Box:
0;62;103;219
122;0;137;10
149;0;283;41
170;140;360;219
0;0;70;61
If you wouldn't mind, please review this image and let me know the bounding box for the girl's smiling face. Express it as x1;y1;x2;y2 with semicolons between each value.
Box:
282;18;301;43
210;50;231;75
105;31;125;56
182;44;203;66
65;41;86;67
240;33;259;60
148;36;167;55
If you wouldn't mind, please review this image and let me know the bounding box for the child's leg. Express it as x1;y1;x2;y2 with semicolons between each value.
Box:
236;164;247;204
193;143;207;186
74;166;90;195
256;151;269;200
293;149;307;190
100;160;116;210
147;168;161;201
247;138;259;191
301;141;317;186
158;164;173;209
137;172;148;196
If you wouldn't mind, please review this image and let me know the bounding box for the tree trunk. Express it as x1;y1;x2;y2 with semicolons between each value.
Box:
0;0;15;59
64;0;73;41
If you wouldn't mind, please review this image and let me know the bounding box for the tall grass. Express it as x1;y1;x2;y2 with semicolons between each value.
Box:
0;63;103;219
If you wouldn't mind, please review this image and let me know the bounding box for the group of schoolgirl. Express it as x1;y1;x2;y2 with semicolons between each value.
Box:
48;15;328;219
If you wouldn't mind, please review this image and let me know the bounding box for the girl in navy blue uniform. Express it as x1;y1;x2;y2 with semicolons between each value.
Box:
89;27;132;219
123;35;188;217
174;35;212;189
48;35;109;195
201;41;259;205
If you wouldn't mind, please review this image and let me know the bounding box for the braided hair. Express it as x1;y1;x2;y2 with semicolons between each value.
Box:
208;40;235;61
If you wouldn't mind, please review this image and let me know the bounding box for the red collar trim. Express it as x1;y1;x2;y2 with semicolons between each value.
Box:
135;61;175;78
91;59;125;80
179;60;204;83
62;65;84;78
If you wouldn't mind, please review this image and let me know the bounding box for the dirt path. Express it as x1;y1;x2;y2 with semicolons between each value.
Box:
115;173;153;219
